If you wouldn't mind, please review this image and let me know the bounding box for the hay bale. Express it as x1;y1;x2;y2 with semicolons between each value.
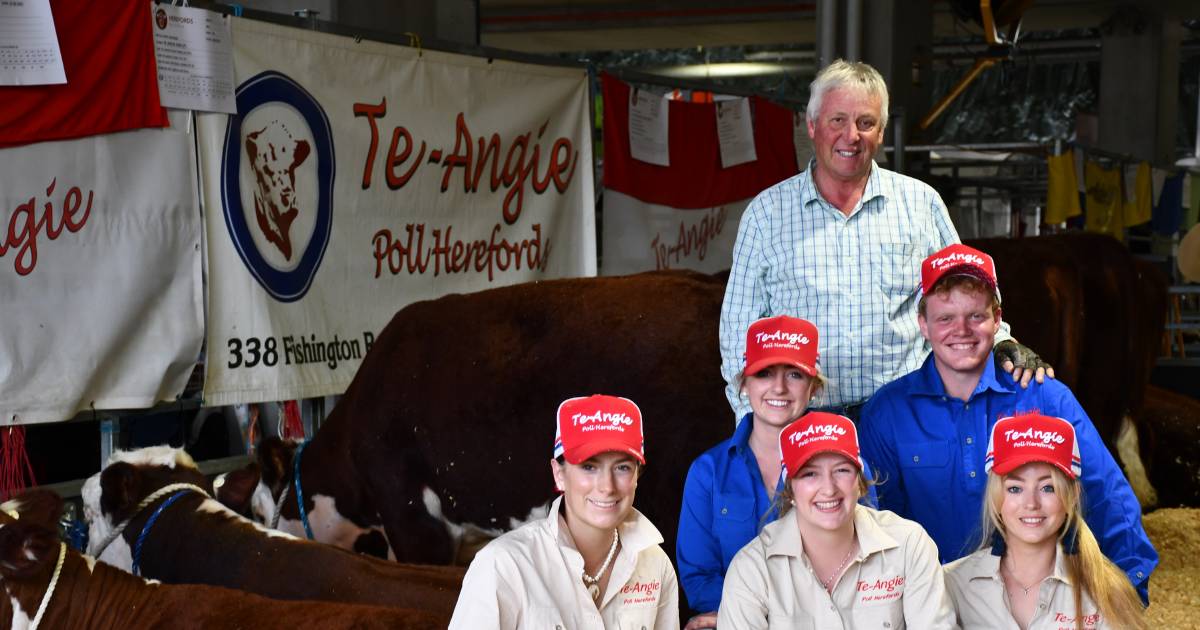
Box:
1144;508;1200;628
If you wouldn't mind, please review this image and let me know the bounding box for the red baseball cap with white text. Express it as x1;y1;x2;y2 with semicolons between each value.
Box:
779;411;862;479
920;243;999;298
744;315;819;377
985;414;1081;479
553;395;645;465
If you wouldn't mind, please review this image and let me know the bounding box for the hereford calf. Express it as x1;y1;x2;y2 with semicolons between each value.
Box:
1;490;444;630
81;446;462;619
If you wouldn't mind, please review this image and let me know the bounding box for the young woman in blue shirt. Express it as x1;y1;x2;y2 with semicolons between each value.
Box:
676;315;823;629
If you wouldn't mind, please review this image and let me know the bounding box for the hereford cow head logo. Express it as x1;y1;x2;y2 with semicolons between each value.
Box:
221;71;335;302
245;120;310;260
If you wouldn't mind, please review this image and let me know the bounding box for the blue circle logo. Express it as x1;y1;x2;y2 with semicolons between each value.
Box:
221;71;335;302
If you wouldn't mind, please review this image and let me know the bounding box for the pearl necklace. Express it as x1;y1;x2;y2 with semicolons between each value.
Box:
581;529;620;602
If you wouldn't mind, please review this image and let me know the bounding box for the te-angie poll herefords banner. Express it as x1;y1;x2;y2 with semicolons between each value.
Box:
0;122;204;424
197;19;595;406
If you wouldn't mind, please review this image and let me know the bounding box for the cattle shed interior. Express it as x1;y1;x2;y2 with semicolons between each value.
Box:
6;0;1200;627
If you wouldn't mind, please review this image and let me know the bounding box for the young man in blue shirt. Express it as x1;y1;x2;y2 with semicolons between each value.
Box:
857;243;1158;604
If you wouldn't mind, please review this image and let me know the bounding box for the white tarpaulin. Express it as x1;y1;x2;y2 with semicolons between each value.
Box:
0;125;204;424
603;190;747;274
197;19;595;405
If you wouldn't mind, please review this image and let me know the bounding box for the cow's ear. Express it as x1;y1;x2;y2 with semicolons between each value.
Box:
257;437;292;491
0;521;59;579
215;463;262;515
0;490;63;529
293;139;310;165
99;462;142;519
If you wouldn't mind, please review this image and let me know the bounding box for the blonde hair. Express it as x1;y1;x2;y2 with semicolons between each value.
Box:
980;469;1147;630
806;59;890;129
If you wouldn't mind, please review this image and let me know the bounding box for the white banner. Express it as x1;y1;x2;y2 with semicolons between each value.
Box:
602;191;747;275
0;125;204;424
197;19;595;405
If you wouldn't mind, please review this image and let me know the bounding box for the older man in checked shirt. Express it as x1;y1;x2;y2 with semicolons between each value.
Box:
719;59;1048;423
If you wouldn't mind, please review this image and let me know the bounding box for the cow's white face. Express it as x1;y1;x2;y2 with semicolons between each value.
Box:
249;481;276;525
246;120;310;260
81;472;133;570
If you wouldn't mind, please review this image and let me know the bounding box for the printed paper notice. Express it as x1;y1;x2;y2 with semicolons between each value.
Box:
151;3;236;114
716;98;756;168
792;110;812;171
0;0;66;85
628;88;669;166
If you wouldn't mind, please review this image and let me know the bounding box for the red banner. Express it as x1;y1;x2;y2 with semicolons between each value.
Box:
0;0;168;148
601;72;798;209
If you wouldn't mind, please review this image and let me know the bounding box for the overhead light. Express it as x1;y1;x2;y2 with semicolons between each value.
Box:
640;61;810;79
744;50;815;62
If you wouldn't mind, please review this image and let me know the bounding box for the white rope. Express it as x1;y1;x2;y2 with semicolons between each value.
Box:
28;542;65;630
269;482;291;530
91;483;210;558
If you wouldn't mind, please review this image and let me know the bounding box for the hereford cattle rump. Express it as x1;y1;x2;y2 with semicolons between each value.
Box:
229;271;734;568
1135;385;1200;507
967;233;1168;468
81;447;462;620
0;490;445;630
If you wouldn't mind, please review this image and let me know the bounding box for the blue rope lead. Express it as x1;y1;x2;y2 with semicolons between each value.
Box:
293;440;315;540
131;490;190;576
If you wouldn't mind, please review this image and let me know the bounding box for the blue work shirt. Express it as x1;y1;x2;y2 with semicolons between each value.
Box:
859;352;1158;603
676;413;780;614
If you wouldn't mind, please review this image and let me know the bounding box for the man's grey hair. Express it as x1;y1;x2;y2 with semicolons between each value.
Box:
806;59;890;130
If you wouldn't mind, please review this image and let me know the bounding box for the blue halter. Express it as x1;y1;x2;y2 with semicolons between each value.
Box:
131;490;192;576
293;440;315;540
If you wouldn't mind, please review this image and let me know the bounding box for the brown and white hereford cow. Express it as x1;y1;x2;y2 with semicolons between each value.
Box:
80;446;463;620
0;490;445;630
217;271;735;567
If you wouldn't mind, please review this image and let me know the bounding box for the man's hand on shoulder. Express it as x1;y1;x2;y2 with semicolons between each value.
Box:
995;339;1056;388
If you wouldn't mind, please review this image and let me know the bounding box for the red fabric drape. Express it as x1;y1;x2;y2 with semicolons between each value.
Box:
602;72;799;209
0;0;169;148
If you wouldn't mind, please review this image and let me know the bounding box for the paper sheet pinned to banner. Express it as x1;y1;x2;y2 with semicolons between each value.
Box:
628;88;669;166
792;110;812;171
716;98;756;168
0;0;65;85
151;4;237;114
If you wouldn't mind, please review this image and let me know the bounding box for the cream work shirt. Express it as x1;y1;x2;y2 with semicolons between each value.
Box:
718;504;957;629
449;496;679;630
945;546;1110;630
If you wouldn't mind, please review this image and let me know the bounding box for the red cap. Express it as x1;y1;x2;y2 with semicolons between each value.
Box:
744;316;819;377
553;395;645;465
985;414;1081;479
920;244;998;297
779;411;862;479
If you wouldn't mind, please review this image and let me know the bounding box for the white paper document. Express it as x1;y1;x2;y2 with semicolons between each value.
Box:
716;98;756;168
0;0;66;85
151;3;237;114
792;110;812;170
628;88;670;166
